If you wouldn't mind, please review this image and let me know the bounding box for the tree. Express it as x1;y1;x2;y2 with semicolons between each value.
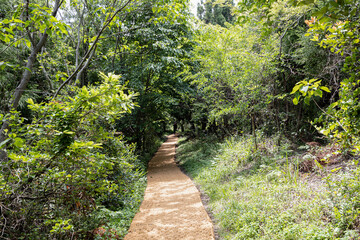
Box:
291;0;360;153
102;0;194;151
0;73;141;238
0;0;64;155
186;21;277;142
0;0;194;237
0;0;135;161
197;0;234;26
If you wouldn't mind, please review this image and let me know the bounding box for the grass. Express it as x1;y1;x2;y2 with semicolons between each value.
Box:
176;134;345;239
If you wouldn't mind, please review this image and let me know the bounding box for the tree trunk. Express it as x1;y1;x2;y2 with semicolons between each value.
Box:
251;114;257;150
0;0;63;161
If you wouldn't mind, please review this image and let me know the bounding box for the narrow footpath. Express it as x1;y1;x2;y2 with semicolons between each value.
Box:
124;134;214;240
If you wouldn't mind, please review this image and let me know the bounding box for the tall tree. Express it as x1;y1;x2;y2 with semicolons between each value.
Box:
0;0;64;160
186;22;277;139
197;0;234;26
101;0;194;151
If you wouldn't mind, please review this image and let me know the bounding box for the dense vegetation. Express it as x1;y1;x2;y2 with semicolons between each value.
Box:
176;0;360;238
177;135;359;239
0;0;187;238
0;0;359;238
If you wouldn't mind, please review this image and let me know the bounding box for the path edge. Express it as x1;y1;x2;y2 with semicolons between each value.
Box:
174;138;219;240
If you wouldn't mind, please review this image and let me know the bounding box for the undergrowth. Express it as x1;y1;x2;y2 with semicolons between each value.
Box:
94;176;146;239
176;134;360;239
95;136;164;239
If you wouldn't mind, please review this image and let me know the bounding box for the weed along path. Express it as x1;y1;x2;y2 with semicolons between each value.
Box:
124;134;214;240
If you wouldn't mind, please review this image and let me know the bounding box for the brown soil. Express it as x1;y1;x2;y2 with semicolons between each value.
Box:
124;134;214;240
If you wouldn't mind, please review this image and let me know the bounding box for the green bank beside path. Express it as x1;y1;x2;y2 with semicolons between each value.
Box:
176;135;360;239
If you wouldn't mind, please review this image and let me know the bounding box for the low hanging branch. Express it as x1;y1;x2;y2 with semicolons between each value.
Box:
52;0;133;99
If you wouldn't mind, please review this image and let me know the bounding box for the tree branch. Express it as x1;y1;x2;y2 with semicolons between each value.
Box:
53;0;134;99
0;0;63;159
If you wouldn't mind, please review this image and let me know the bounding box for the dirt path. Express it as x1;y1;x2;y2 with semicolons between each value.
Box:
124;134;214;240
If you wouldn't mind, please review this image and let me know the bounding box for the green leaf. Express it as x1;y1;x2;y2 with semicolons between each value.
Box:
293;97;299;105
313;6;328;18
331;167;342;172
304;96;310;105
314;89;323;98
27;98;35;105
63;130;75;135
0;61;5;70
25;39;31;48
0;138;11;149
24;67;32;72
13;137;25;148
58;24;68;34
291;84;301;94
320;86;331;93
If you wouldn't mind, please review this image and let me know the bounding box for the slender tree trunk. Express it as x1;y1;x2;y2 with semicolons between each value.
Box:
77;44;96;86
0;0;63;161
75;5;85;85
251;113;257;150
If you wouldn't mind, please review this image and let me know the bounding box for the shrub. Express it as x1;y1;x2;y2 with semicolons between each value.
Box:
0;73;143;239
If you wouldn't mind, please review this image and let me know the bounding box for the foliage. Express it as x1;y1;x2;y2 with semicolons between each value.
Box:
325;161;360;237
186;21;277;136
0;73;143;238
106;0;194;151
189;0;335;140
0;1;194;237
176;135;360;239
289;0;360;153
291;78;331;105
197;0;234;27
0;3;67;48
0;0;359;238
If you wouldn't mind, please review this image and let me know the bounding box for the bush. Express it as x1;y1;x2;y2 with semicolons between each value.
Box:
0;73;144;239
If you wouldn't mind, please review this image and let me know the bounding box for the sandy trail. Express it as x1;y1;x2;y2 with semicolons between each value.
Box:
124;134;214;240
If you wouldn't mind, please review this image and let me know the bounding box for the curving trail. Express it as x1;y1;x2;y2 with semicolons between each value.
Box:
124;134;214;240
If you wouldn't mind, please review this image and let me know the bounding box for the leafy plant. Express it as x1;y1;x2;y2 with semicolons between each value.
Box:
291;78;331;105
0;72;142;239
291;0;360;154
